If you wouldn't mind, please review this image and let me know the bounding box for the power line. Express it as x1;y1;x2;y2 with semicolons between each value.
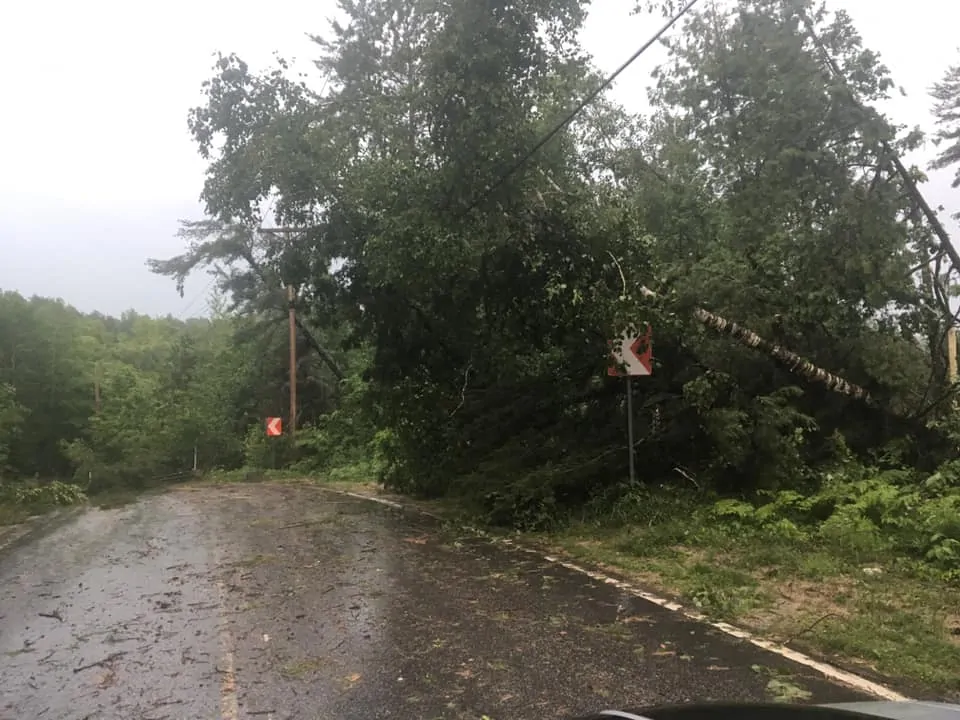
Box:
798;12;960;275
177;277;217;320
457;0;702;220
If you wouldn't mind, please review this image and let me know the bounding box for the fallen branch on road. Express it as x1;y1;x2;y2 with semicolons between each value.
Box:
278;519;328;529
73;651;126;673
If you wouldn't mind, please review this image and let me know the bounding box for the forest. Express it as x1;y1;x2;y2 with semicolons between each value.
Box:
2;0;960;691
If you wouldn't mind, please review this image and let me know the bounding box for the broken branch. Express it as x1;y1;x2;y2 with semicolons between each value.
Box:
73;652;127;673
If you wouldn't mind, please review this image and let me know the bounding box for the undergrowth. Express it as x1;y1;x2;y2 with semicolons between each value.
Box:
0;480;88;525
600;458;960;582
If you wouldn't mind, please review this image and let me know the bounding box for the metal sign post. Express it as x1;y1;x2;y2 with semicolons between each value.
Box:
608;325;653;486
626;376;635;486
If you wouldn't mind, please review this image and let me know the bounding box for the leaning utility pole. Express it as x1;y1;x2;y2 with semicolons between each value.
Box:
255;226;345;380
288;284;297;436
800;14;960;273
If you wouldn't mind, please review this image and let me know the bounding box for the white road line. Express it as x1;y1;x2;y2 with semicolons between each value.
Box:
329;488;909;702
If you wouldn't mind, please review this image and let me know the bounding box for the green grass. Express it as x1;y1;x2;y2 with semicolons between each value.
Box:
546;520;960;697
320;459;383;484
199;457;384;487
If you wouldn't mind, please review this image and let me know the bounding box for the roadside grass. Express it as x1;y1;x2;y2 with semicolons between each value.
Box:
0;479;88;526
542;518;960;698
319;459;383;485
203;467;303;485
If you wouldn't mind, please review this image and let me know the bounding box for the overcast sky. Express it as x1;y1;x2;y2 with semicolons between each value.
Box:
1;0;957;318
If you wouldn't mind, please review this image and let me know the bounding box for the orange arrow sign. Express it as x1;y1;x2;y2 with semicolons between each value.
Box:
266;417;282;436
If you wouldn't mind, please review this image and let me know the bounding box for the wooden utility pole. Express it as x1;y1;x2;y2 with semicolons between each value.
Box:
257;227;345;380
288;285;297;436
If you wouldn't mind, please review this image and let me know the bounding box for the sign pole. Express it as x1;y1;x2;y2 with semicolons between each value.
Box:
626;376;636;486
608;324;652;487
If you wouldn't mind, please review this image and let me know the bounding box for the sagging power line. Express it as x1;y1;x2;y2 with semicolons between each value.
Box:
456;0;703;220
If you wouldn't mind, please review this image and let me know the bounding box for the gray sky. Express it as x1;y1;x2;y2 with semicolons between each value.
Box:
1;0;957;318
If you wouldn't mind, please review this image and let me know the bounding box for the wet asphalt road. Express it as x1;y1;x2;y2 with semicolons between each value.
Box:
0;483;871;720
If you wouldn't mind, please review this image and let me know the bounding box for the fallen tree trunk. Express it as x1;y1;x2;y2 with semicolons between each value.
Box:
692;307;873;403
637;286;874;404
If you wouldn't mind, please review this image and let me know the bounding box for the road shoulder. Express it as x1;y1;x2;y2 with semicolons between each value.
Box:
300;477;956;703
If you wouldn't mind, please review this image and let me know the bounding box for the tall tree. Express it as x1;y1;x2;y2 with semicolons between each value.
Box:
642;0;935;416
157;0;958;523
930;59;960;198
0;383;25;476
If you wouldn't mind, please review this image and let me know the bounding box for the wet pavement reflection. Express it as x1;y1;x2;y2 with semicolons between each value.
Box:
0;483;869;720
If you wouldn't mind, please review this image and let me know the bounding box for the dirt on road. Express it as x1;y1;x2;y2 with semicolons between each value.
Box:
0;482;873;720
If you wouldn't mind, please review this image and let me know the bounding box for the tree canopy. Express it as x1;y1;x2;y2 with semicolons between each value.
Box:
4;0;959;536
145;0;955;518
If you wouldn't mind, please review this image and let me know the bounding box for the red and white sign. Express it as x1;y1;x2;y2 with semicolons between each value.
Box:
266;417;283;436
608;324;653;376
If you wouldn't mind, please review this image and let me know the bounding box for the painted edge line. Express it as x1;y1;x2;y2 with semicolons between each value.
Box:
341;491;404;509
328;488;909;702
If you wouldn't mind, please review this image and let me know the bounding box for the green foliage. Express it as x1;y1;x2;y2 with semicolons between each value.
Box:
7;481;87;507
162;0;960;532
587;456;960;584
242;424;296;470
292;371;378;472
0;480;87;512
930;58;960;196
0;292;96;477
708;463;960;579
0;382;25;475
0;290;294;493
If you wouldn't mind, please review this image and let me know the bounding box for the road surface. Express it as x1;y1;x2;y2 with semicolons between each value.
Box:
0;482;872;720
